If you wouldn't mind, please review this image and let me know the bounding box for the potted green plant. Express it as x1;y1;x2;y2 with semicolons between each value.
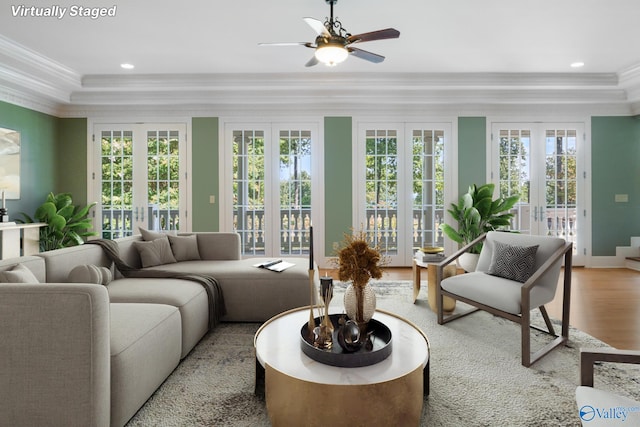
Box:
17;192;97;252
440;183;519;271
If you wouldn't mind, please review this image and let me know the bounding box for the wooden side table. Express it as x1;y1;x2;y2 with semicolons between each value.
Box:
412;259;457;313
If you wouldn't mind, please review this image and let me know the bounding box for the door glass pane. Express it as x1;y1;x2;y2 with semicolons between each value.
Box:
545;129;577;251
365;129;398;254
412;129;445;249
498;129;530;233
101;130;134;239
233;130;266;255
279;129;312;255
147;130;181;231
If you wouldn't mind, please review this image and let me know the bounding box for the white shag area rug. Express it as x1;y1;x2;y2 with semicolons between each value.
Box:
126;280;640;426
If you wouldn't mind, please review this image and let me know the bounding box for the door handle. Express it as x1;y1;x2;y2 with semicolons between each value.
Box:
134;206;139;221
140;206;145;222
533;206;537;222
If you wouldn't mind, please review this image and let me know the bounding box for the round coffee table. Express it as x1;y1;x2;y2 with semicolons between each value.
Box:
254;306;430;427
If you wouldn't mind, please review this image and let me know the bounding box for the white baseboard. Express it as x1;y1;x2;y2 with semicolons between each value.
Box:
589;256;626;268
626;258;640;272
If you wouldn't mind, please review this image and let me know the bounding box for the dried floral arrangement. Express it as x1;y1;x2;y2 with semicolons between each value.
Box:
334;228;387;287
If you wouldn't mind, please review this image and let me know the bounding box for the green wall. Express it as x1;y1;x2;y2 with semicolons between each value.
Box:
0;101;58;219
324;117;353;256
192;117;219;231
4;99;640;258
57;118;88;206
457;117;487;196
591;116;640;255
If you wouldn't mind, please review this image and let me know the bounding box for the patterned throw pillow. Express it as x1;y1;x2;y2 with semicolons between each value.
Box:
487;241;539;283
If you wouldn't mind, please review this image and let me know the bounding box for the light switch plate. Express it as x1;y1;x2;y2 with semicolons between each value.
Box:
614;194;629;203
209;195;215;204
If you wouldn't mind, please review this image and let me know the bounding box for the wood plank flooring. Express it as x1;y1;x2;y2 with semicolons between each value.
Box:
328;267;640;350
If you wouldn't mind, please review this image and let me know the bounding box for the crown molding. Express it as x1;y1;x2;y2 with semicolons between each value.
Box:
619;63;640;105
70;85;628;107
0;34;81;89
0;35;636;118
58;100;633;120
81;71;619;90
0;84;63;116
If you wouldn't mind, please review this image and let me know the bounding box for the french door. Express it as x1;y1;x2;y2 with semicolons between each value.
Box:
355;122;452;266
490;122;585;265
223;123;320;258
91;123;188;239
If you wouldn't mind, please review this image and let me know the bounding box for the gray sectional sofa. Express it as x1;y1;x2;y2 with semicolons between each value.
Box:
0;232;318;427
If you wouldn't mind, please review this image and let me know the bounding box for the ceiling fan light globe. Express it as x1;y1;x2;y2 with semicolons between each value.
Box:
315;45;348;66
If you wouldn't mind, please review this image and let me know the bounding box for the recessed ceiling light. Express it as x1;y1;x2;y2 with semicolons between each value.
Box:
570;62;585;68
120;63;135;70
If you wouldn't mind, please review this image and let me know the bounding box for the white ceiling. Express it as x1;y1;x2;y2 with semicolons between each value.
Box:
2;0;640;114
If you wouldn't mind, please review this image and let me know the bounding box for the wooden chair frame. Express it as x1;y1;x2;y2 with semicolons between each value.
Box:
580;348;640;387
435;233;573;367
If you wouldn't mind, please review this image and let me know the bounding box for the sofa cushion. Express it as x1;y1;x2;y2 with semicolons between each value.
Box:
139;227;177;241
107;278;209;357
145;257;318;322
133;237;177;267
168;234;201;261
109;303;181;426
487;242;539;283
0;256;45;283
441;271;556;315
0;263;39;283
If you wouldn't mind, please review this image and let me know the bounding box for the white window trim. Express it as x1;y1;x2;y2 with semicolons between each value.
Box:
486;116;591;266
86;117;192;233
219;118;325;263
353;118;458;264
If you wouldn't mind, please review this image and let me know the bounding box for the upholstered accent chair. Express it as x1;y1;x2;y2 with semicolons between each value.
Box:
576;348;640;426
435;231;573;367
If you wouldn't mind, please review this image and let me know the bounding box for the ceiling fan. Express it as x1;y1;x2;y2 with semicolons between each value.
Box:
259;0;400;67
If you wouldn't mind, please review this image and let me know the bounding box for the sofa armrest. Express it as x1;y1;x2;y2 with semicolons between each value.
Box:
193;232;242;260
580;348;640;387
0;284;110;427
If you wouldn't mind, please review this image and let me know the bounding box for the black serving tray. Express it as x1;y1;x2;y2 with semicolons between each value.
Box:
300;314;392;367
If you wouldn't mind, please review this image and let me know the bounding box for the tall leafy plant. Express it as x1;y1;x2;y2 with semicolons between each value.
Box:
440;183;519;254
18;192;97;251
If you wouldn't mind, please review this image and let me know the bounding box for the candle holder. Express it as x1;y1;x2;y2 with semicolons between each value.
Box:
0;190;7;222
320;276;333;305
309;280;333;350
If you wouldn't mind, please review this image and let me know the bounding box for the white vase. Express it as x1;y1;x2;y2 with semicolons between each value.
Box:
344;283;376;325
458;252;480;273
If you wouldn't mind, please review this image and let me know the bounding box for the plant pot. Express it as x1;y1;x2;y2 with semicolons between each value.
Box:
458;252;480;273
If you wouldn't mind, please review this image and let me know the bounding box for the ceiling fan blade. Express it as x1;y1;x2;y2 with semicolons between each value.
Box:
348;47;385;63
258;42;315;47
305;55;319;67
347;28;400;44
303;17;330;37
